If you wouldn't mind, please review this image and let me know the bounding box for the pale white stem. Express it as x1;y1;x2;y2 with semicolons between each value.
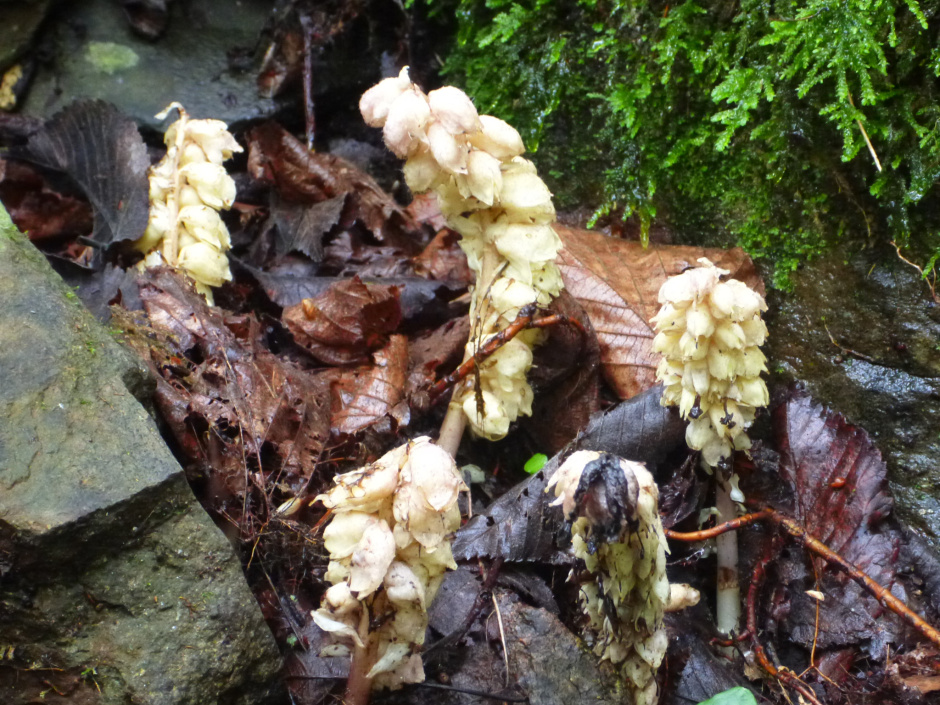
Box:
714;467;741;643
436;246;500;458
437;401;468;458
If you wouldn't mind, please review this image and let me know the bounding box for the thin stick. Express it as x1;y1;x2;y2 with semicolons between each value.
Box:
426;557;505;653
665;510;774;541
848;93;882;172
746;538;824;705
668;508;940;649
492;593;510;686
891;240;939;303
770;512;940;649
298;13;317;151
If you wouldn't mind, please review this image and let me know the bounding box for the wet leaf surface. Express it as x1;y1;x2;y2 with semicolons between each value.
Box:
556;225;763;399
773;389;904;655
453;385;686;563
25;100;150;252
283;276;402;366
329;334;409;437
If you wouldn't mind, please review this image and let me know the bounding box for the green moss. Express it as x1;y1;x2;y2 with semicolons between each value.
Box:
420;0;940;287
85;41;139;74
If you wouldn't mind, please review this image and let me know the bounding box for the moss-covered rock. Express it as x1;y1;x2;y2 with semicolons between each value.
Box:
425;0;940;287
0;206;282;705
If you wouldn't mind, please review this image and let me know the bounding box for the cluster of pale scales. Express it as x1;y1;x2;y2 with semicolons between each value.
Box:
134;71;770;705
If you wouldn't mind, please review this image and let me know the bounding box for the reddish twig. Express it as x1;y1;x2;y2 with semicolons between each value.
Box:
667;508;940;650
768;512;940;649
747;536;824;705
665;510;774;542
426;557;505;653
427;304;585;404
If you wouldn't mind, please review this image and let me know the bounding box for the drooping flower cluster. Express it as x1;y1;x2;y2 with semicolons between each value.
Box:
547;451;682;705
360;68;564;440
312;437;466;690
651;258;769;466
135;102;241;303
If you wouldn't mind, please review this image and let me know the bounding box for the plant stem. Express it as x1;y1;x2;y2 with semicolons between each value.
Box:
438;401;467;458
344;612;374;705
437;247;500;457
714;468;740;643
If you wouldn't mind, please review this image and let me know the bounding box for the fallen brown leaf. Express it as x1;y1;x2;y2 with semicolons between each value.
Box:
283;276;402;366
773;389;904;655
555;225;763;399
329;334;409;436
246;121;419;247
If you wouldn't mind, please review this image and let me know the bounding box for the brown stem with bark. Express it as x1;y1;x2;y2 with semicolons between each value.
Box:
344;611;374;705
666;507;940;649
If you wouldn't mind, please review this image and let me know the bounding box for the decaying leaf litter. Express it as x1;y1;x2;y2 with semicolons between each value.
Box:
1;8;940;705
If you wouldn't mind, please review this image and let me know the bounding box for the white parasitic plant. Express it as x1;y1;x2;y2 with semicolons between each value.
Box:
135;103;241;303
312;437;467;700
547;450;699;705
360;68;564;449
650;258;769;465
650;257;769;641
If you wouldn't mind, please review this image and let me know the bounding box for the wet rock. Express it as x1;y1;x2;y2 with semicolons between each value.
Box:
766;244;940;550
21;0;277;131
0;205;283;704
0;0;51;71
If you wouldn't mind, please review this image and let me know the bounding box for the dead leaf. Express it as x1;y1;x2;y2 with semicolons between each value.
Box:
404;316;470;403
773;389;904;654
283;276;402;366
0;158;93;242
413;226;473;288
26;100;150;252
524;290;601;454
329;334;409;436
246;122;418;246
271;192;345;262
122;268;331;504
555;225;763;400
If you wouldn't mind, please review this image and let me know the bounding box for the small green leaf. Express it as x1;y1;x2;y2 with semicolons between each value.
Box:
697;687;758;705
524;453;548;474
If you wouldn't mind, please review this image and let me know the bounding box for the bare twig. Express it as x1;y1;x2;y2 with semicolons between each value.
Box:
667;507;940;649
823;323;876;363
891;240;939;303
848;93;882;172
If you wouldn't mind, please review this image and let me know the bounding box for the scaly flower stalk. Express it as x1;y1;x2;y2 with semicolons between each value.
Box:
312;437;467;701
135;102;241;303
360;68;564;449
547;451;699;705
650;258;769;640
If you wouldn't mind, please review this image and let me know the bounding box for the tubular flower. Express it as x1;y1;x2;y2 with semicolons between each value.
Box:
547;451;698;705
359;68;564;440
312;437;467;690
135;102;241;303
651;259;769;466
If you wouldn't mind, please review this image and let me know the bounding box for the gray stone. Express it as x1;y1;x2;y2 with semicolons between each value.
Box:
0;205;283;704
766;245;940;550
0;0;50;72
21;0;277;131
